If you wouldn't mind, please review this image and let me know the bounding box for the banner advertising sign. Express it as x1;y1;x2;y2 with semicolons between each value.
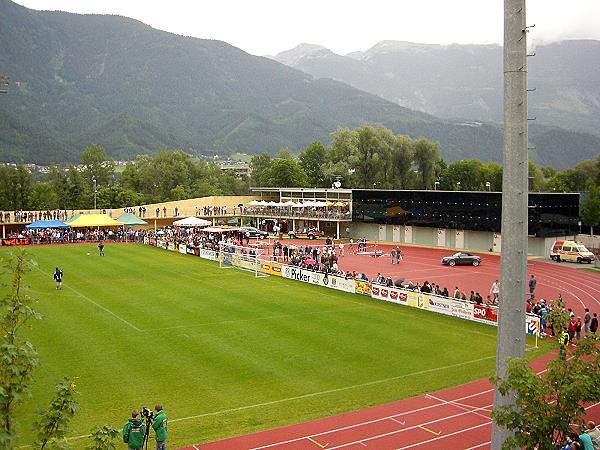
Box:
370;285;408;305
355;280;372;296
526;315;540;335
259;261;282;277
282;266;356;293
147;237;156;246
156;239;167;249
179;245;187;255
199;249;217;261
472;305;498;325
1;238;30;246
167;242;176;252
185;246;197;256
232;255;257;271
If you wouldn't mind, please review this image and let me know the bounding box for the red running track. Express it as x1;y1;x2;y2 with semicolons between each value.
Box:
182;242;600;449
183;352;600;450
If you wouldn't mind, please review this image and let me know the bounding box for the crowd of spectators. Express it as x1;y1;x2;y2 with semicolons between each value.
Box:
2;210;70;223
557;421;600;449
4;227;143;244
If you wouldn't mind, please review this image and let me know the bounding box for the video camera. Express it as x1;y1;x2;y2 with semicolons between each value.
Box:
141;407;154;420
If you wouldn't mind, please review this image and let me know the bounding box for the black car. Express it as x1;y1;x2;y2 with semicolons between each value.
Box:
441;252;481;266
287;228;322;240
240;226;269;239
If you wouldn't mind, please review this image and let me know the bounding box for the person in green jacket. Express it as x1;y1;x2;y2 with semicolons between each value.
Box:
123;410;146;450
152;404;168;450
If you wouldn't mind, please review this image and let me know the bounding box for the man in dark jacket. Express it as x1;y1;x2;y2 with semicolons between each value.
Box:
123;410;146;450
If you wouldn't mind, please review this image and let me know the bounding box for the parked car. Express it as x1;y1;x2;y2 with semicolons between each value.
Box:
287;227;323;240
550;240;595;264
442;252;481;266
240;226;269;239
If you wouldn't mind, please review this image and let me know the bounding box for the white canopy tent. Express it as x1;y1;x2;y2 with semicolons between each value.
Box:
172;216;212;227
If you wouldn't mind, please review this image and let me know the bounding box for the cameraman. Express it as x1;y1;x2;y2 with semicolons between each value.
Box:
123;410;146;450
152;404;168;450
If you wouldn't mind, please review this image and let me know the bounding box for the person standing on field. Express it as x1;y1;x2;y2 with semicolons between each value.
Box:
98;242;105;256
53;267;63;290
152;404;168;450
123;410;146;450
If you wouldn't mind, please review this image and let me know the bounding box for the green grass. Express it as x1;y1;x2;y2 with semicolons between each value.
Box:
579;267;600;274
1;244;551;448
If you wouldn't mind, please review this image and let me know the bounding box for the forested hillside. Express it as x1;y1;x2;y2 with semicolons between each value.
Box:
0;0;598;169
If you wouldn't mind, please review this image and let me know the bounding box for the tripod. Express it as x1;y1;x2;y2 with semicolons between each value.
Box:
142;415;152;450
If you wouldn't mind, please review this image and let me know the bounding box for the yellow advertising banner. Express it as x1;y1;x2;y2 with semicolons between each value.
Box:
259;261;283;277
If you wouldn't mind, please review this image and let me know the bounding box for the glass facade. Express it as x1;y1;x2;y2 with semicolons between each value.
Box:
352;190;580;237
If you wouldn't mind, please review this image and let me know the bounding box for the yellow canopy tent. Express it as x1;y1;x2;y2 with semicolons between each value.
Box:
68;214;123;228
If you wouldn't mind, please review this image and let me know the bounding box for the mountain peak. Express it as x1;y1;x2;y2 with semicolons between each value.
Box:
274;43;329;65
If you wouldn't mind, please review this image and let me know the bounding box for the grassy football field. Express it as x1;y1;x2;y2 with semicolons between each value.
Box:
1;243;548;448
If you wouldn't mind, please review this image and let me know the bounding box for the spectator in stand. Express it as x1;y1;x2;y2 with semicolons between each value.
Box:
490;280;500;303
583;308;591;337
584;422;600;449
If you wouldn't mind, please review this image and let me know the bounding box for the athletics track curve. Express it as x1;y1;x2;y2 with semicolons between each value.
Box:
182;243;600;449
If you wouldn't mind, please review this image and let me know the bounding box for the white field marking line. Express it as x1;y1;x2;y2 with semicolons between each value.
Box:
395;421;492;450
425;393;492;420
30;263;143;332
170;354;496;427
465;442;491;450
193;446;201;450
144;304;371;332
538;277;587;309
246;388;496;450
325;402;495;450
537;273;599;307
532;265;600;295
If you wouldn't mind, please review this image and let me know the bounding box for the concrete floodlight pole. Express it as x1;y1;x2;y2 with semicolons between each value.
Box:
491;0;529;448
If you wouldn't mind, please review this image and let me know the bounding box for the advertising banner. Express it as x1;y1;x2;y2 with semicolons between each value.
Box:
1;238;30;246
526;315;540;336
156;239;167;249
232;255;257;271
370;285;408;305
185;246;198;256
199;249;217;261
355;280;372;296
179;245;187;254
259;261;282;277
167;242;175;251
472;305;498;325
282;266;356;293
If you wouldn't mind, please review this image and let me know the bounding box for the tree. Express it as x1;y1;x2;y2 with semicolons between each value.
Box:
87;425;120;450
413;139;441;189
390;135;414;189
32;377;79;450
260;159;309;187
0;250;41;448
299;142;329;188
249;153;271;186
581;185;600;235
491;338;600;450
350;126;380;189
80;144;115;188
28;183;60;210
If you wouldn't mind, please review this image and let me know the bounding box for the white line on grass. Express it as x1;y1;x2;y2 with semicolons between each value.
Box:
30;264;143;332
169;354;496;425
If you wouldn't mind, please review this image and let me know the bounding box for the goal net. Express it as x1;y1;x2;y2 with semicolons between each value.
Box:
218;242;269;278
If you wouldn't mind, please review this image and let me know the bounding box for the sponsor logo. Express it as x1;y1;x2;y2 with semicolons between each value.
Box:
429;298;450;310
399;293;407;301
381;289;389;298
272;266;281;273
288;268;312;283
372;286;380;295
390;290;398;300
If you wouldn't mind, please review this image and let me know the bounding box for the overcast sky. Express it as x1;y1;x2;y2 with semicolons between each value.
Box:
14;0;600;56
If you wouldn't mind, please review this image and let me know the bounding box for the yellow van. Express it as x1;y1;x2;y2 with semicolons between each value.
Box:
550;240;596;264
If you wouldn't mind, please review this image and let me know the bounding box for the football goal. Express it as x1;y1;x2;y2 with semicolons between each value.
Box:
218;242;269;278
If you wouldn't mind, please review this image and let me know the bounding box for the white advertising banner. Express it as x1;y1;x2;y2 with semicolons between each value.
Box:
282;266;356;294
199;249;217;261
156;239;167;249
179;245;187;254
370;285;408;305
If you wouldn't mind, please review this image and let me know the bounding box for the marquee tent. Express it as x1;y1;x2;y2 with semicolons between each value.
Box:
68;214;123;228
116;212;148;226
25;220;69;230
172;216;211;227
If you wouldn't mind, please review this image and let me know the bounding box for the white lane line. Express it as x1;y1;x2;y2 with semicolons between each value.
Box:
246;388;495;450
425;393;492;421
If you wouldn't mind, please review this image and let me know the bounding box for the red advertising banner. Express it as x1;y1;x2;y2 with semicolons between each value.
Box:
472;305;498;324
1;238;30;246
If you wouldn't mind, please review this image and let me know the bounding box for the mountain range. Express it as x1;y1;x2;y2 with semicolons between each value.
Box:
273;40;600;138
0;0;598;169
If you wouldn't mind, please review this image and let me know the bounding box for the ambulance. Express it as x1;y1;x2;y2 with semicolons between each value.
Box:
550;240;596;264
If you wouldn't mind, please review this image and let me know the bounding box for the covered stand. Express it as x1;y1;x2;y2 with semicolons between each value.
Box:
172;216;211;227
25;220;69;229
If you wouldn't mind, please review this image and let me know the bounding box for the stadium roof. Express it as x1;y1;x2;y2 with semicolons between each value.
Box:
68;214;123;228
25;220;69;229
116;212;148;226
